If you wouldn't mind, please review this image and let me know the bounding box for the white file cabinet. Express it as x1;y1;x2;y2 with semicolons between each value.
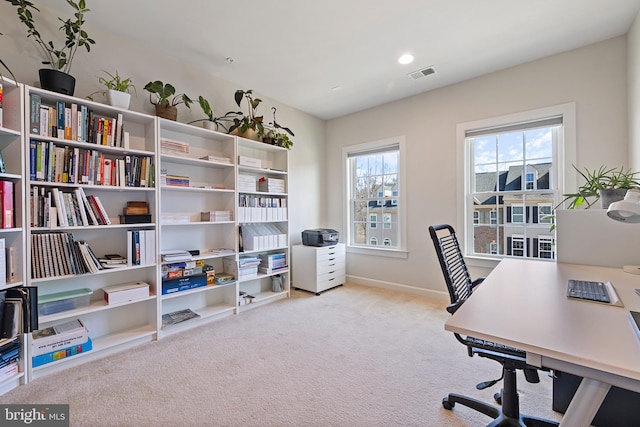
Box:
292;243;345;295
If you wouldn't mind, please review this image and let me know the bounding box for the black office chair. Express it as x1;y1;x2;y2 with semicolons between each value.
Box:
429;224;558;427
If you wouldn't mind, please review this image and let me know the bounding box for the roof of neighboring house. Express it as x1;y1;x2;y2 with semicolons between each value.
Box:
474;162;551;205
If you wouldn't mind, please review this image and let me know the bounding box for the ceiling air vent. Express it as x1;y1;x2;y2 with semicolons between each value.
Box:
408;66;436;80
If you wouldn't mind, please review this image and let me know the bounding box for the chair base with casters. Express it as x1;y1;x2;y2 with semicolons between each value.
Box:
429;224;559;427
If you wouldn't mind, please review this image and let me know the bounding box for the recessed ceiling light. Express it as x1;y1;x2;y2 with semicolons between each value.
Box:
331;85;342;91
225;57;235;63
398;54;414;65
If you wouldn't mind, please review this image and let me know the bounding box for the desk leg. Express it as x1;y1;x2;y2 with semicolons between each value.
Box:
559;378;610;427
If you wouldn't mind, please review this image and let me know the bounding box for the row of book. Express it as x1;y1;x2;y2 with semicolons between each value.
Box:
31;319;92;367
128;230;155;267
1;287;38;339
30;94;127;148
30;232;103;279
29;140;154;188
30;186;111;228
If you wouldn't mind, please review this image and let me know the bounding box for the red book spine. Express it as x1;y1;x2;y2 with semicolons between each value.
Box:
0;180;14;228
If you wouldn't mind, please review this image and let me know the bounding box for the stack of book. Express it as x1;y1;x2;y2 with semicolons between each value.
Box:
98;254;127;269
160;138;189;156
0;339;20;381
31;232;103;278
200;211;233;222
258;252;288;274
162;308;199;328
238;174;256;192
258;177;285;193
239;291;255;306
199;155;231;164
163;174;189;187
224;257;260;280
31;319;92;367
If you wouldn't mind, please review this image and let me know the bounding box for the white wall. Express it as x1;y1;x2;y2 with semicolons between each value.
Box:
326;37;630;293
0;4;326;248
629;11;640;170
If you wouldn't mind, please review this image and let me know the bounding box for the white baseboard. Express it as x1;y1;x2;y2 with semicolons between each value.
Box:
345;275;450;303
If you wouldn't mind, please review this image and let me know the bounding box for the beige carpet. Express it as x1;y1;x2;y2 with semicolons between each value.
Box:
0;284;563;426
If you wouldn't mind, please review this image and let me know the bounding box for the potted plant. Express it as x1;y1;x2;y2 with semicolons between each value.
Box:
6;0;96;96
262;107;294;149
188;95;241;131
558;165;640;210
143;80;192;121
88;70;136;109
227;89;264;141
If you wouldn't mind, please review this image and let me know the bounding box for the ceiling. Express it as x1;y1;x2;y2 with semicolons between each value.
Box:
46;0;640;120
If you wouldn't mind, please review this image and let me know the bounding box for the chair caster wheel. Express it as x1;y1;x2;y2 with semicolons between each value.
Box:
494;392;502;405
442;397;455;410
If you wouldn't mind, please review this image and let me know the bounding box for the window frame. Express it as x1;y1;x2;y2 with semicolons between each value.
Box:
343;136;408;259
456;103;576;268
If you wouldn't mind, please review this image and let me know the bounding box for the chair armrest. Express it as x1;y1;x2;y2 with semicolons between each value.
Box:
471;277;485;290
446;301;464;314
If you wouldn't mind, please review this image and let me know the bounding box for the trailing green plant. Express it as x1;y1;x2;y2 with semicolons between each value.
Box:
143;80;192;108
557;165;640;210
5;0;96;74
188;95;240;131
262;107;294;149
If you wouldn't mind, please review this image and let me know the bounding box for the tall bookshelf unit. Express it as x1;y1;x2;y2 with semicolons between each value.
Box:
157;119;237;337
0;77;27;394
236;138;290;309
24;85;158;379
0;84;292;392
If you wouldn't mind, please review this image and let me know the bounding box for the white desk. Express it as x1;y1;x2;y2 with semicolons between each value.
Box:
445;258;640;427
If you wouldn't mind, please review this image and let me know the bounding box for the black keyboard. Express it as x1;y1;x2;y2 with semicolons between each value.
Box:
567;279;611;303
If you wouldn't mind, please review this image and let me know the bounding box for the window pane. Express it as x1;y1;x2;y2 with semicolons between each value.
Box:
498;132;524;163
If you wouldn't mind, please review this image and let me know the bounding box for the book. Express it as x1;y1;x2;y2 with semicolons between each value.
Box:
0;180;13;228
161;309;199;328
32;337;92;368
30;93;41;134
31;319;88;357
103;281;150;304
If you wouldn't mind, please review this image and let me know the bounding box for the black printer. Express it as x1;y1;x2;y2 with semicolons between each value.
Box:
302;229;339;247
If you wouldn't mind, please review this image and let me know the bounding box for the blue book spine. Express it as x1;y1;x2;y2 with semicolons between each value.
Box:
56;101;65;139
80;105;87;142
29;140;37;181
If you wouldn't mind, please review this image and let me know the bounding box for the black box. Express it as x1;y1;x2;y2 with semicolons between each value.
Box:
119;214;152;224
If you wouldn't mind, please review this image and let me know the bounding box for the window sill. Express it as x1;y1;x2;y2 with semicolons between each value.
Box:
347;245;408;259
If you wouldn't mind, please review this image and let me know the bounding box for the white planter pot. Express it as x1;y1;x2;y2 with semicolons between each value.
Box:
106;89;131;110
203;121;217;131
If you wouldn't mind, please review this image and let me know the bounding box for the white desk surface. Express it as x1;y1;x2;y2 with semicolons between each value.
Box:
444;258;640;394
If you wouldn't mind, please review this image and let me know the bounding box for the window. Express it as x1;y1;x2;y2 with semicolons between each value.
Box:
370;213;377;228
538;236;554;259
473;211;480;224
511;235;525;257
511;205;524;223
345;136;407;257
458;103;576;262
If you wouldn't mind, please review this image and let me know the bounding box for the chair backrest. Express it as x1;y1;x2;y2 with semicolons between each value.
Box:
428;224;474;306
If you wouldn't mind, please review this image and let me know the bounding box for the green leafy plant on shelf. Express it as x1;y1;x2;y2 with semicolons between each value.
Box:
5;0;95;74
143;80;192;121
262;107;294;149
227;89;265;139
188;95;241;131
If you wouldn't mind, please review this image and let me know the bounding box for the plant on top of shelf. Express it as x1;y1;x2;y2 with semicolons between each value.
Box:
143;80;193;121
557;165;640;210
227;89;265;141
88;70;136;110
262;107;294;149
5;0;96;96
188;95;241;131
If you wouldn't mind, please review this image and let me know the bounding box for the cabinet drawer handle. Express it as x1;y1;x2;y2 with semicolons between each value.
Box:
328;252;335;255
329;271;335;274
328;263;335;267
328;258;335;261
328;277;335;281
